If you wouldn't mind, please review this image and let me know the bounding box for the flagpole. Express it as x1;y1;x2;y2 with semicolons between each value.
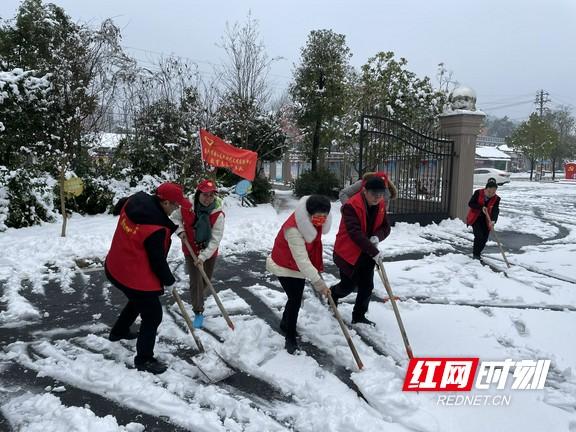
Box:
199;128;204;161
199;128;209;175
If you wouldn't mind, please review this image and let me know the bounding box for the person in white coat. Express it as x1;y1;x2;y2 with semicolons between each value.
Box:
266;195;332;354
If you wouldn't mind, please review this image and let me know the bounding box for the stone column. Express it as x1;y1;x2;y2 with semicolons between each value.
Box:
439;111;485;221
269;161;277;181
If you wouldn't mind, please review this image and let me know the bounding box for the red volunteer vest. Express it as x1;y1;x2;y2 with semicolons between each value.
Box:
270;213;324;273
106;208;171;292
466;189;498;225
181;200;224;258
334;191;386;265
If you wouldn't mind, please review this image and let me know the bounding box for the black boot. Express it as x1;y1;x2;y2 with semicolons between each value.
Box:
352;316;376;327
279;322;299;339
285;336;299;355
134;357;167;374
109;329;138;342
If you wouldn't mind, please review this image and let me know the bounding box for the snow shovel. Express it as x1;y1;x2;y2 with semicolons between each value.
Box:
483;208;511;268
173;288;204;352
172;288;235;383
181;236;235;330
375;257;414;360
327;292;364;370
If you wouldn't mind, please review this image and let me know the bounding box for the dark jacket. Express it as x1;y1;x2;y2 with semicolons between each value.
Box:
105;192;177;296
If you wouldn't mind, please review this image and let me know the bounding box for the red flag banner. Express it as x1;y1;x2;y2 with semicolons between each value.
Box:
199;129;258;181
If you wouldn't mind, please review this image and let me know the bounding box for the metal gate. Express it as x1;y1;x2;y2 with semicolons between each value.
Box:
359;114;455;225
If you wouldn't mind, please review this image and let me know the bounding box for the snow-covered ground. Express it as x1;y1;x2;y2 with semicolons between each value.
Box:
1;182;576;431
509;171;566;180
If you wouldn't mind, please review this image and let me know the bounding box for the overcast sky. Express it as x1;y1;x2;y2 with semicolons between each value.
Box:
2;0;575;121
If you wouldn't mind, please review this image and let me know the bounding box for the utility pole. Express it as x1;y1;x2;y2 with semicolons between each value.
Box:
534;89;551;181
535;89;550;117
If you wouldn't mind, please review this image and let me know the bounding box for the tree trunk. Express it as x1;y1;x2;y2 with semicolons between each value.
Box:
256;158;264;176
539;163;544;182
552;158;556;181
59;168;68;237
529;158;534;181
311;117;321;172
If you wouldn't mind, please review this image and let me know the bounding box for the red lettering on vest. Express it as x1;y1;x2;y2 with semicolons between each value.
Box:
106;209;171;292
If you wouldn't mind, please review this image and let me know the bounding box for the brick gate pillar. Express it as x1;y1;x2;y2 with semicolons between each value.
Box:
439;109;485;221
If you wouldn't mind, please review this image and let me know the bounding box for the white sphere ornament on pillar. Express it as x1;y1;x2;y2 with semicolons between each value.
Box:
449;86;477;111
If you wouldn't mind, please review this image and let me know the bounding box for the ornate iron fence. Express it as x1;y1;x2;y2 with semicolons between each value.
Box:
359;114;455;225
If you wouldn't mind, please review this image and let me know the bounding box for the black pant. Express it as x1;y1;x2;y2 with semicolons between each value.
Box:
472;217;490;257
331;253;375;319
278;277;305;338
111;287;163;360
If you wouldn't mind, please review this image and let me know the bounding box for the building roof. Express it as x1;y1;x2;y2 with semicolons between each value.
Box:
475;146;511;160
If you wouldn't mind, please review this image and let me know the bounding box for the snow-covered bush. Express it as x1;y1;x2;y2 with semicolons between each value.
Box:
0;67;52;170
106;174;183;212
0;167;55;229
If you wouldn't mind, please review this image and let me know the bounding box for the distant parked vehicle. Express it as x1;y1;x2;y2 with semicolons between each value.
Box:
473;168;511;185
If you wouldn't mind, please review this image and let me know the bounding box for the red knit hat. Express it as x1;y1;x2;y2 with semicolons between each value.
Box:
156;182;186;205
197;179;217;193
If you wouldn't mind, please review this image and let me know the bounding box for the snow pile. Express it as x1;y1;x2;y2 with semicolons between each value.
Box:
2;392;144;432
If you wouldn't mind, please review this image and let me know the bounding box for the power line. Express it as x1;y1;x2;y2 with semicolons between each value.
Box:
123;45;221;68
130;56;217;80
480;93;536;105
122;44;292;80
128;54;289;91
481;100;534;110
547;92;575;109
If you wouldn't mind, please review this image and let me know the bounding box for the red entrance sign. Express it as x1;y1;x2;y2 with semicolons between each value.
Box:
565;163;576;180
